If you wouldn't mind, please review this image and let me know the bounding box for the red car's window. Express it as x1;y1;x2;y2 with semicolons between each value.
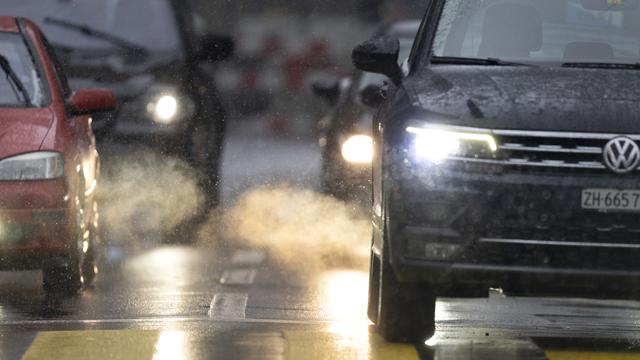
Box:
0;32;47;107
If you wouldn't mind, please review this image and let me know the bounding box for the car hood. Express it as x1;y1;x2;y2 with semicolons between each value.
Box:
407;66;640;133
0;108;54;158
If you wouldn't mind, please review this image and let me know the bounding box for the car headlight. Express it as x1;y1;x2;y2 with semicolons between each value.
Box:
0;152;64;180
142;85;195;125
341;135;373;164
407;126;497;163
147;94;180;124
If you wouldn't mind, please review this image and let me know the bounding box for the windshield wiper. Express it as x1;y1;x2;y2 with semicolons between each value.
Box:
562;62;640;70
431;56;536;67
0;54;31;106
44;17;148;56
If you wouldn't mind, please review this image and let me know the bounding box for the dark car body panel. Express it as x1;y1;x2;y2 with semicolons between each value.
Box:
0;109;54;157
405;66;640;133
376;73;640;298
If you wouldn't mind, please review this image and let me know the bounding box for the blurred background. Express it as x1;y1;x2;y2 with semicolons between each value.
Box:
193;0;426;138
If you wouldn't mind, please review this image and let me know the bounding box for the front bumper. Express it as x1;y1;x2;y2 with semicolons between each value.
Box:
389;161;640;298
0;180;74;270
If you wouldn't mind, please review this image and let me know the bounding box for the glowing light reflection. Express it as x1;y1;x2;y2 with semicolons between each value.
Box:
153;330;187;360
322;270;371;343
127;248;193;316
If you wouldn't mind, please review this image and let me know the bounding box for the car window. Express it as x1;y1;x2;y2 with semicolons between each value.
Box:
432;0;640;64
0;32;47;107
3;0;183;53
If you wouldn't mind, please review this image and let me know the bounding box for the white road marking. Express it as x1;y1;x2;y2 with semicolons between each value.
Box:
220;269;257;285
0;316;332;327
208;293;248;319
231;250;266;266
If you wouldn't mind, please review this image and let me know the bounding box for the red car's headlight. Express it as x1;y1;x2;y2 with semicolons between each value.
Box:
0;152;64;180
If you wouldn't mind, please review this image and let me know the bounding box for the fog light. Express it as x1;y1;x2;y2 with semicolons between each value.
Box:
424;243;462;260
407;238;462;260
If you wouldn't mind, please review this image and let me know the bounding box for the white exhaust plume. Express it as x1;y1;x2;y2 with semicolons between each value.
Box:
98;151;203;245
200;185;370;270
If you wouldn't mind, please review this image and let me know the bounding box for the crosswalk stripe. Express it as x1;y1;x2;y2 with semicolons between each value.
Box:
546;350;640;360
284;329;419;360
21;330;160;360
209;293;249;319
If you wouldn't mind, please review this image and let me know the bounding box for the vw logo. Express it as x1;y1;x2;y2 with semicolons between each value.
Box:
603;137;640;174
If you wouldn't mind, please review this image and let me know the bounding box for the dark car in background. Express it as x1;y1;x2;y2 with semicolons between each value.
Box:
4;0;234;206
0;16;116;294
313;21;419;203
353;0;640;343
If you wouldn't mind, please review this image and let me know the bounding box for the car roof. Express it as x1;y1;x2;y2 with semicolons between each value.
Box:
0;16;19;32
377;20;421;39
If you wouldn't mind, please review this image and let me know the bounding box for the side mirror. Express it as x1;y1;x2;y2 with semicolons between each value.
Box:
352;37;402;85
199;35;234;62
360;84;387;108
311;80;340;105
68;88;117;116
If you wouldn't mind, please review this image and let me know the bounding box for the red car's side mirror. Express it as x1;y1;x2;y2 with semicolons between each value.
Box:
68;89;117;116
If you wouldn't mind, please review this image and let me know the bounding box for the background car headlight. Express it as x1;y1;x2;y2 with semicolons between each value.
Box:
341;135;373;164
147;94;179;124
0;152;64;180
407;126;497;163
154;95;178;122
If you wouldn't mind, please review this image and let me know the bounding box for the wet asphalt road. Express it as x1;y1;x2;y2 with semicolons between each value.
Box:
1;118;640;359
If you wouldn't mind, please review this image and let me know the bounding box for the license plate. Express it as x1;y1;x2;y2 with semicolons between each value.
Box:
582;189;640;211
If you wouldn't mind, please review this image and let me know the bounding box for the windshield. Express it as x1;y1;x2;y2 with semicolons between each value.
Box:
0;32;46;107
3;0;182;53
432;0;640;64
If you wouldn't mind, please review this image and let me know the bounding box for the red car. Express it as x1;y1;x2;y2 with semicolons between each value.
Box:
0;16;115;294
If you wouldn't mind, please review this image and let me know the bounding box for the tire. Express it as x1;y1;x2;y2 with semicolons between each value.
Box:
375;257;437;343
43;202;85;296
373;176;437;342
43;263;82;296
189;119;223;209
367;250;381;323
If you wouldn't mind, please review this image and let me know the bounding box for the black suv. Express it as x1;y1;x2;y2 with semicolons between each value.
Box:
354;0;640;342
4;0;233;206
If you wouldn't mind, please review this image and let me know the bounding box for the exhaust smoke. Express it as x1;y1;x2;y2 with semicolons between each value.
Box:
213;185;371;270
98;151;203;245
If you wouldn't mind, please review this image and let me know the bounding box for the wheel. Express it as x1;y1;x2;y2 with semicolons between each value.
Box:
367;250;381;323
188;119;223;208
43;263;82;296
43;201;85;296
320;154;342;198
375;257;436;343
372;177;437;342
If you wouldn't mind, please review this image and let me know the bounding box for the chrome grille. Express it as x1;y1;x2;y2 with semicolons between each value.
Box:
456;129;640;171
